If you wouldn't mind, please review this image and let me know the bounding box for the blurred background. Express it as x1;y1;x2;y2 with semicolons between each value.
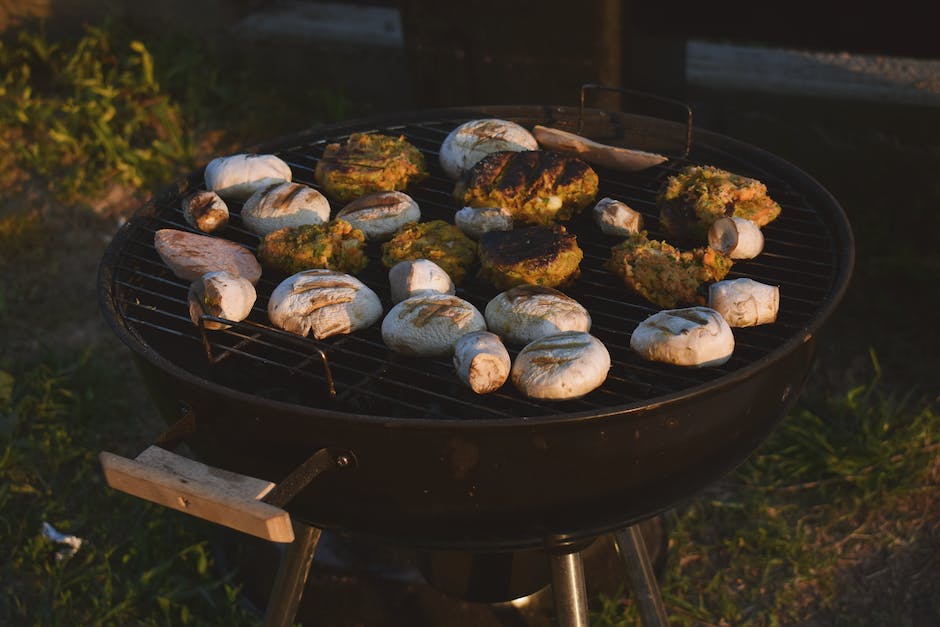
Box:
1;1;938;625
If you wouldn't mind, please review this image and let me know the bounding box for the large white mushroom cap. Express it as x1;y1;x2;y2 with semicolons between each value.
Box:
381;293;486;357
204;153;292;202
388;258;455;304
241;182;330;235
268;269;382;339
511;331;610;400
336;191;420;241
439;119;538;179
630;307;734;367
485;285;591;345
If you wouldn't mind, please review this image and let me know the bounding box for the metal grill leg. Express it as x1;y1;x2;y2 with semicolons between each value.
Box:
262;521;321;627
613;525;668;627
549;549;589;627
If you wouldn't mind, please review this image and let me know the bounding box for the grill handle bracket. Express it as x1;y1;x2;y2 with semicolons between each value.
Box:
578;83;693;158
98;444;354;543
99;445;294;542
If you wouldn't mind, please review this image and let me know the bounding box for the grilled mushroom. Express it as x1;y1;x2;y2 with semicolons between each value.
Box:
452;331;511;394
241;182;331;236
182;190;229;233
454;206;513;240
630;307;734;367
439;118;538;180
335;191;421;241
511;331;610;400
484;285;591;345
708;216;764;259
388;259;455;304
188;271;256;330
204;153;292;202
593;197;643;237
708;278;779;327
154;229;262;283
268;269;383;339
381;293;486;357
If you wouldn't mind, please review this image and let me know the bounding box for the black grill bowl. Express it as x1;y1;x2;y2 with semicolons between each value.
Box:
99;105;853;551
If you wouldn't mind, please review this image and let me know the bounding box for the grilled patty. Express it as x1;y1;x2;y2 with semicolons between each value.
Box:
315;133;429;203
607;231;733;309
477;225;583;290
380;220;477;285
455;150;599;226
657;165;782;244
257;219;368;276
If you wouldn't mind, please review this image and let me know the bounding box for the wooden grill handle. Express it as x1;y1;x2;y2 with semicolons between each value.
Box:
99;446;294;543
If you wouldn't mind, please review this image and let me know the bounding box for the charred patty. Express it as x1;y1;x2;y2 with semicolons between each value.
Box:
315;133;429;203
657;165;782;244
380;220;477;285
607;231;733;309
477;225;583;290
455;150;599;226
257;219;368;275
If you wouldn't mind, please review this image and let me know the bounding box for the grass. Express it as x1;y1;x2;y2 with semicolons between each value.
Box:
0;358;261;626
1;17;938;627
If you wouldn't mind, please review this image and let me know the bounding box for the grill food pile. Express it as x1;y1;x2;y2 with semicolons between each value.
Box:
106;109;844;421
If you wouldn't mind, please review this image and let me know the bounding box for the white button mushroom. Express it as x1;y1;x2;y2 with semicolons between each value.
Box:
485;285;591;345
708;278;779;327
204;153;292;202
241;182;330;236
439;119;538;180
268;269;383;339
708;216;764;259
188;271;257;330
154;229;262;284
452;331;511;394
630;307;734;367
335;191;420;241
511;331;611;400
454;206;513;240
182;190;229;233
381;293;486;357
388;259;455;304
593;197;643;236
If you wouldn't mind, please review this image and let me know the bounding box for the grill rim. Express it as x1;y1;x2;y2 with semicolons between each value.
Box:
98;104;855;429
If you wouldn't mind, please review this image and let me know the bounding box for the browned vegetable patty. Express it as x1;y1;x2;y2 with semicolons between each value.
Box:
455;150;599;226
607;231;733;309
657;165;782;244
381;220;477;285
478;225;583;290
315;133;428;203
257;219;368;275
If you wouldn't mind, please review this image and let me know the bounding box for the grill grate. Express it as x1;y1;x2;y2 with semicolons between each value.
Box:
108;111;839;420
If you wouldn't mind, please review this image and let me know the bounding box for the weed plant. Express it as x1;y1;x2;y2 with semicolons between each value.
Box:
0;24;192;200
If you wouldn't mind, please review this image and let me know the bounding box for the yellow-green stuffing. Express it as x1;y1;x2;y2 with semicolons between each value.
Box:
381;220;477;285
607;231;733;309
258;219;368;275
315;133;428;203
657;165;782;244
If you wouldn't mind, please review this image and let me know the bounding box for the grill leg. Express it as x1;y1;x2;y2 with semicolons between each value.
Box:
549;549;590;627
613;525;669;627
262;521;321;627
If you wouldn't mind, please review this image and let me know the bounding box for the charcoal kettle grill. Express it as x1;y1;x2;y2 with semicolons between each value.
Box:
97;99;854;626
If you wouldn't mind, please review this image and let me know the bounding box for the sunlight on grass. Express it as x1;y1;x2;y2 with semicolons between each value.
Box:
598;353;939;626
